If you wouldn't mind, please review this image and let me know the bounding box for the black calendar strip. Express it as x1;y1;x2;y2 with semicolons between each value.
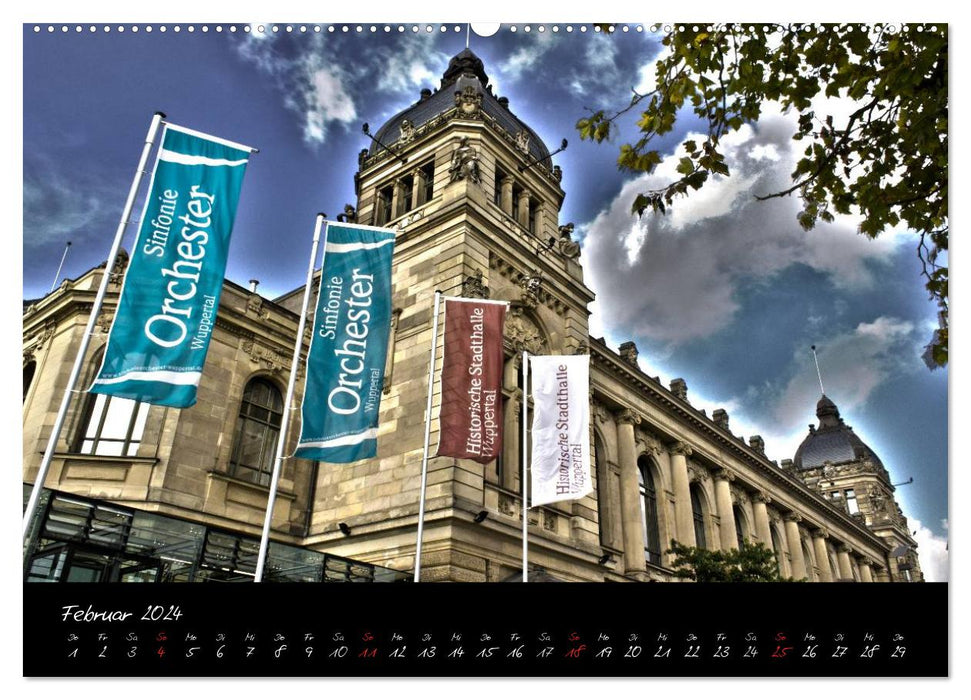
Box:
24;582;947;677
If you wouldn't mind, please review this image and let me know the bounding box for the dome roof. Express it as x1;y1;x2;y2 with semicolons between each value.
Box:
792;395;884;470
368;48;552;165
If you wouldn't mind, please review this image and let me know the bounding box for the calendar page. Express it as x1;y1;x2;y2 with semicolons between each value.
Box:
21;16;949;683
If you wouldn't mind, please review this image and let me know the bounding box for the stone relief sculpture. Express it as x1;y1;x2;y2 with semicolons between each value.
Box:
449;136;480;183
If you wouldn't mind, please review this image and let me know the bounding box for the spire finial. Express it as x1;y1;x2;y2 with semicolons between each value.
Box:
466;23;470;49
811;345;825;396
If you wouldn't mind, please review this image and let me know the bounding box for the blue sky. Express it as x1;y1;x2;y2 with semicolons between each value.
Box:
21;22;948;580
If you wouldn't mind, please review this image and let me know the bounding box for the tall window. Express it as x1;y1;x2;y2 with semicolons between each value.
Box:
771;527;785;576
494;165;508;207
639;457;662;565
845;489;859;514
76;349;149;456
733;505;746;550
420;160;435;204
229;378;284;487
375;184;393;226
690;484;707;549
24;360;36;402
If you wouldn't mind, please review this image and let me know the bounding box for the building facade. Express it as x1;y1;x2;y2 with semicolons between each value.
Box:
22;49;921;584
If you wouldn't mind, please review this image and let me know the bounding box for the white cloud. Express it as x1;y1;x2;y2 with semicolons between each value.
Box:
499;32;555;81
581;104;908;347
234;33;449;148
909;517;949;582
23;155;121;250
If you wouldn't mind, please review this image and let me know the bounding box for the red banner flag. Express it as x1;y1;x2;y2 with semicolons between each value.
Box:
437;298;508;463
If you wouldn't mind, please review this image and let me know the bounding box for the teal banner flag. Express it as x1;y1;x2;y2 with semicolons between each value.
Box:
91;124;251;408
296;223;396;463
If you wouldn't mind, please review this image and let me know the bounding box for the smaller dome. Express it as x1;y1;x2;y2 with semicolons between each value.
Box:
792;395;884;470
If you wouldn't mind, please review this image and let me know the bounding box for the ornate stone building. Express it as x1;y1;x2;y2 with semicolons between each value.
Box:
22;49;921;583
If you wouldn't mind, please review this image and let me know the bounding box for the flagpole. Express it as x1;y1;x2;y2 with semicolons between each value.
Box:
522;350;529;582
49;241;72;293
415;290;442;582
22;112;166;541
254;214;327;582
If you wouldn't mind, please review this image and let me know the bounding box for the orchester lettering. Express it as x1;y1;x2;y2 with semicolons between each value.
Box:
324;268;376;416
143;185;216;349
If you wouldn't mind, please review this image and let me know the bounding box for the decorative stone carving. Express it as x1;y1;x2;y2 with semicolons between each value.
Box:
714;468;735;483
448;136;481;184
752;491;772;505
572;340;588;355
240;339;288;373
748;435;766;455
336;204;357;223
515;129;530;154
669;377;688;401
498;493;515;517
96;312;114;334
837;544;851;555
518;270;543;310
618;341;639;367
556;223;581;259
687;463;709;483
552;165;563;182
593;402;611;425
358;148;369;169
461;269;490;299
246;295;269;320
783;512;802;523
639;431;662;457
108;249;130;286
543;511;556;531
671;441;694;457
713;408;730;431
398;118;415;144
812;527;830;540
616;408;641;426
503;306;546;354
454;85;483;117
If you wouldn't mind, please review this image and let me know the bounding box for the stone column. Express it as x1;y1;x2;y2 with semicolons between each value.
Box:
812;529;833;582
713;469;737;550
784;513;807;580
517;189;532;229
752;492;773;548
532;202;544;238
859;557;874;583
413;168;428;206
501;176;514;216
836;545;853;581
616;409;646;575
501;356;522;492
669;442;695;547
392;178;406;219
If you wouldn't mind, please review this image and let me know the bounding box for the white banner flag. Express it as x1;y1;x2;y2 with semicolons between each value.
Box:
529;355;591;506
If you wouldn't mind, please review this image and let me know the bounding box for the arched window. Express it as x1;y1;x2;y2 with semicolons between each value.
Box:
638;456;661;566
771;526;786;576
75;348;149;456
733;505;747;550
595;434;611;548
229;378;284;486
23;360;37;403
690;484;707;549
802;539;817;581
